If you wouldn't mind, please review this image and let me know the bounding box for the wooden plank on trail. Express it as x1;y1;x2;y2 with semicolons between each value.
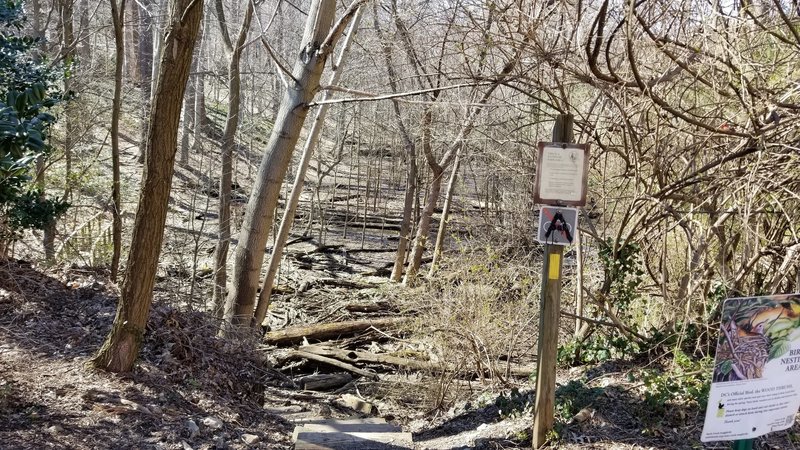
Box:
294;431;413;449
291;417;413;449
291;420;399;440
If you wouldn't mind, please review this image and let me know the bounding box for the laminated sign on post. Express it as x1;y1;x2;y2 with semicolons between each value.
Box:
533;142;589;207
701;294;800;443
537;206;577;246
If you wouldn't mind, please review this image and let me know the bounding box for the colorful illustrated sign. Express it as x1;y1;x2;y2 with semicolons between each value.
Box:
701;294;800;442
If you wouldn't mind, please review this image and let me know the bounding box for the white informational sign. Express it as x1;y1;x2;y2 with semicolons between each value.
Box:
536;206;578;246
701;294;800;442
533;142;589;206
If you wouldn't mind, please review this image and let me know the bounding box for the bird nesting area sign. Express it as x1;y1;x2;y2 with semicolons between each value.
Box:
701;294;800;442
533;142;589;206
536;206;577;246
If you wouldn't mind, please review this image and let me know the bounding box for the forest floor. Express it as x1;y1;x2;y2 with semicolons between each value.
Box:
1;258;799;450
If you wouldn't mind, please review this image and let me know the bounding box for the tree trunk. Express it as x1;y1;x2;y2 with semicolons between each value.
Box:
370;4;417;282
92;0;204;373
192;14;207;151
429;148;461;275
78;0;90;61
137;0;155;160
403;165;443;285
44;0;77;263
224;0;362;328
401;58;520;284
252;6;364;328
212;0;255;316
124;0;140;80
178;75;194;165
110;0;126;282
390;157;416;281
31;0;45;41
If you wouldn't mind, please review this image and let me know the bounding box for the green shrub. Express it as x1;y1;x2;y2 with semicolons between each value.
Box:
0;1;68;243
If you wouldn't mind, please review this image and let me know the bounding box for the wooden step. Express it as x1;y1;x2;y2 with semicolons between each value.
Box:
292;417;413;449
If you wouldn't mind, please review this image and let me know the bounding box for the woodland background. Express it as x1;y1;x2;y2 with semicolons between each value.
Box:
0;0;799;448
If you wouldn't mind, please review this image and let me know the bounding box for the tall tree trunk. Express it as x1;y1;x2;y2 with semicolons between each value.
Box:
44;0;77;263
429;148;461;275
179;75;194;165
193;72;206;149
252;6;364;328
124;0;140;80
223;0;363;328
78;0;90;61
137;0;155;160
92;0;204;373
212;0;255;316
192;13;207;151
31;0;45;41
371;4;417;282
110;0;126;282
403;165;442;285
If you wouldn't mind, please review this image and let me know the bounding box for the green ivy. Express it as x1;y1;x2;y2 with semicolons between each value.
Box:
639;350;712;415
598;238;644;312
558;333;641;365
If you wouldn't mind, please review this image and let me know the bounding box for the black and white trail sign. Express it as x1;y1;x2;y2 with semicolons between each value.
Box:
536;206;578;246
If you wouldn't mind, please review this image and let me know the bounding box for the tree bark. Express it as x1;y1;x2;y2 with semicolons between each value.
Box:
110;0;126;282
429;148;461;275
178;74;194;165
43;0;77;263
92;0;204;373
137;0;155;161
224;0;363;327
78;0;90;61
252;6;364;328
212;0;255;316
192;14;207;151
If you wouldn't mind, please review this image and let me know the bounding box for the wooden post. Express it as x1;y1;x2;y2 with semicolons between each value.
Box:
574;227;583;337
532;114;573;448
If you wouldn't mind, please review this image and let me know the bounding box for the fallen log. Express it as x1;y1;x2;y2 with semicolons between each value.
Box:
344;301;393;313
314;278;384;290
301;345;536;378
289;350;378;379
297;373;353;391
265;317;408;346
302;345;435;371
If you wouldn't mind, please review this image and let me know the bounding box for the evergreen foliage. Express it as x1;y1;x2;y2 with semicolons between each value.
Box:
0;1;68;241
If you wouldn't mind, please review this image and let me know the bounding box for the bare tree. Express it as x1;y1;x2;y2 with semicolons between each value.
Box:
252;5;365;328
211;0;256;316
223;0;366;328
92;0;205;372
109;0;126;281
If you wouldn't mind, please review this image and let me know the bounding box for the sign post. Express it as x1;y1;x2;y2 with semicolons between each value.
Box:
532;114;590;448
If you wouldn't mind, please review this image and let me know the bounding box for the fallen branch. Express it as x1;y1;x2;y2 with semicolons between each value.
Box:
344;301;393;313
288;350;378;379
264;317;408;346
301;344;536;378
297;372;353;391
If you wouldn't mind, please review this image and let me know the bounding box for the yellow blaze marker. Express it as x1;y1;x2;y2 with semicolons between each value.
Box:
548;253;560;279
